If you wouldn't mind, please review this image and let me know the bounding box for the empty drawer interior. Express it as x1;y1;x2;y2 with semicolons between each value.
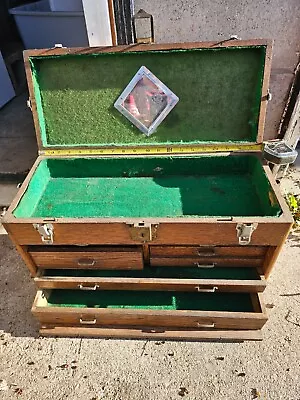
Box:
36;289;263;313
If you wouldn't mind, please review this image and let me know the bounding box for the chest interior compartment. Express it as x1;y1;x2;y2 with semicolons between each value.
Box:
13;155;281;218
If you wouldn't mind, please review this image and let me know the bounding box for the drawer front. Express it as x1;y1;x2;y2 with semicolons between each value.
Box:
39;326;263;341
150;246;267;258
30;247;143;270
35;268;266;293
150;257;263;268
32;291;267;330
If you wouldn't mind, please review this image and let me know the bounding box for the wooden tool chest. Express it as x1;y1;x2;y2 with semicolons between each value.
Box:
3;40;293;341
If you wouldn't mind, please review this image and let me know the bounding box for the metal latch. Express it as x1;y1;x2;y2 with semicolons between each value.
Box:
33;223;54;244
236;223;258;245
127;222;158;242
27;98;32;111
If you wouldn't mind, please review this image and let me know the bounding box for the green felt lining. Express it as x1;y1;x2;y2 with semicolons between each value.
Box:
13;155;281;218
44;266;260;280
29;46;266;147
46;290;255;311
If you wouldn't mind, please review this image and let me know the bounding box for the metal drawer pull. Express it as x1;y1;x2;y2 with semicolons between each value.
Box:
197;248;215;256
197;322;215;328
77;258;96;266
79;318;97;325
78;284;99;291
195;286;218;293
194;263;215;268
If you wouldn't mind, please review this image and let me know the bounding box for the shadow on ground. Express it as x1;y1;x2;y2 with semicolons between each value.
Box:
0;235;39;337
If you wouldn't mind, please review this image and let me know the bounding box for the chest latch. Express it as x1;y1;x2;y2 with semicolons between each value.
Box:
127;222;158;242
33;223;54;244
236;223;258;245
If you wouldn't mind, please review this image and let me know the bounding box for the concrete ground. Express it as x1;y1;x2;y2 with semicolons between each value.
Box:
0;234;299;400
0;93;37;175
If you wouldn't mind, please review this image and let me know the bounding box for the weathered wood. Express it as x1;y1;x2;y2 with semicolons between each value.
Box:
39;326;263;341
30;249;143;270
257;41;273;143
34;274;266;292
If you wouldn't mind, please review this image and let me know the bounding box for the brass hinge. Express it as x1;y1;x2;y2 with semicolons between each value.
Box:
236;223;258;245
127;222;158;242
33;223;54;244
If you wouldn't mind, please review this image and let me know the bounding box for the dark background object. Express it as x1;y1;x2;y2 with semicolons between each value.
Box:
113;0;134;45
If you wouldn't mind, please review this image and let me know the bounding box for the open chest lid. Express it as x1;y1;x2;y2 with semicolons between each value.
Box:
24;40;272;154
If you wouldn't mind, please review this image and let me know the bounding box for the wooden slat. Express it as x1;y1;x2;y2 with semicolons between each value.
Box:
39;325;263;341
150;246;267;258
30;250;143;270
34;275;266;293
82;0;113;46
150;257;263;268
29;245;141;252
256;40;273;142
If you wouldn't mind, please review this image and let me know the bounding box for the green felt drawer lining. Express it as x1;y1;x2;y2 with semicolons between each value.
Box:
46;290;256;312
43;266;261;280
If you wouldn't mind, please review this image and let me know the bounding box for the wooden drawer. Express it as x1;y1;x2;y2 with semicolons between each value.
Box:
150;245;266;268
34;267;266;293
39;326;263;341
150;257;263;268
32;289;267;331
29;246;143;270
150;246;268;258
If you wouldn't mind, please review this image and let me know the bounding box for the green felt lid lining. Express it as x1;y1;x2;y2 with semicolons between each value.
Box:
29;45;267;149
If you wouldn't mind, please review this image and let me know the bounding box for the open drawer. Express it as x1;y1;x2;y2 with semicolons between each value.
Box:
34;266;266;293
32;289;267;331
